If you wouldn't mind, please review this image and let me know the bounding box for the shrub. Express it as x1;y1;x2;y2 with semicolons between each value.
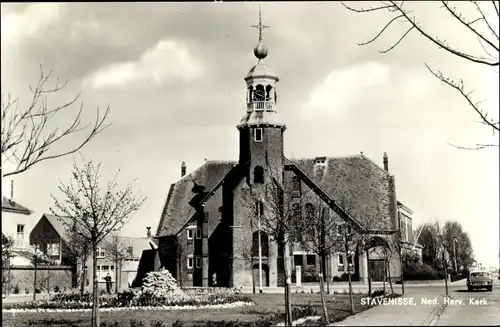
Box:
340;273;350;282
54;285;60;293
332;276;341;282
403;263;439;280
13;284;20;294
25;288;29;294
138;269;180;305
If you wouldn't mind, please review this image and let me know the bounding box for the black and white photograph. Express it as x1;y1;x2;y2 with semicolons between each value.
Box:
1;2;499;326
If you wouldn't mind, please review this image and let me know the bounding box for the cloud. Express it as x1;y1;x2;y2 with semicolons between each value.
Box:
302;62;391;116
85;39;203;89
1;3;63;46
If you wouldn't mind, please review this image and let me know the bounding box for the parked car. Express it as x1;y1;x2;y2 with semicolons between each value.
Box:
467;270;493;291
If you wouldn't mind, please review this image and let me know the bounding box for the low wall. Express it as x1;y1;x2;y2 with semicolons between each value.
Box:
3;265;75;294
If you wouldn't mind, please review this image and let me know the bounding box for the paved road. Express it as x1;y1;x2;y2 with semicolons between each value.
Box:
330;282;465;326
433;279;500;326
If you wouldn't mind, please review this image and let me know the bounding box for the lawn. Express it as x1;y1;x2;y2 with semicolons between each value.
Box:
2;293;375;327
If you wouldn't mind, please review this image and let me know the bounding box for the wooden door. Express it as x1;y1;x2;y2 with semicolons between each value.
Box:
369;259;385;282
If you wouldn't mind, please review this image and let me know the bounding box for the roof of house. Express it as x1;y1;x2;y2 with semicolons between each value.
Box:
156;154;398;237
39;214;157;253
2;196;32;215
105;236;155;259
156;160;236;237
42;214;73;242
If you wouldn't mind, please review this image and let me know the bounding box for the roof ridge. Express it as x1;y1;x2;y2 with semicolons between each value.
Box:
359;153;392;176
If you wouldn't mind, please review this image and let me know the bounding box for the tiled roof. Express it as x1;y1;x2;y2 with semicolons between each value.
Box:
2;196;32;215
290;155;397;231
41;214;157;254
43;214;73;242
156;154;399;237
155;161;236;237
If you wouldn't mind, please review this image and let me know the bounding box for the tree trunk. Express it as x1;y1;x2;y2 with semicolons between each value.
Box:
366;248;371;297
400;249;405;295
115;259;119;294
318;257;329;324
92;242;99;327
387;258;394;294
283;239;293;326
345;244;354;314
382;263;386;294
33;256;37;301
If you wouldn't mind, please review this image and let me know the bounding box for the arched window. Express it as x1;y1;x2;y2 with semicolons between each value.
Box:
305;203;314;219
253;84;265;101
254;166;264;184
265;85;273;101
291;176;301;193
253;231;269;257
247;86;253;103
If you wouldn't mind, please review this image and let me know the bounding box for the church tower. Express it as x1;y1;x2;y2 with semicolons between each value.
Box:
237;7;286;188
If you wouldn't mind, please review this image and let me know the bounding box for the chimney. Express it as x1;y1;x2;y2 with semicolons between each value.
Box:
146;226;151;238
181;161;186;177
10;180;14;200
383;152;389;171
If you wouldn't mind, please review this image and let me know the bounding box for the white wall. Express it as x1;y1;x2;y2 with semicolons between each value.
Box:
1;211;37;250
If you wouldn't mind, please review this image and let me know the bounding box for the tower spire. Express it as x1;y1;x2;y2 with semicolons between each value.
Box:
251;4;269;43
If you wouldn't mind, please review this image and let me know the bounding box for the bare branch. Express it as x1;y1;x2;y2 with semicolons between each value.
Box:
1;64;112;178
425;63;499;134
493;1;499;16
357;14;404;46
446;142;499;150
441;1;498;52
380;26;415;53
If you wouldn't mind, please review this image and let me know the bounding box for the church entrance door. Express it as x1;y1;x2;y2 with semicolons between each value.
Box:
369;259;385;282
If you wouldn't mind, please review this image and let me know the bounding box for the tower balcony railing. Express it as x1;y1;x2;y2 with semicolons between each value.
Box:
247;101;275;111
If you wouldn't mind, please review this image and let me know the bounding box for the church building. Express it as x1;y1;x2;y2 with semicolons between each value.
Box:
153;11;413;288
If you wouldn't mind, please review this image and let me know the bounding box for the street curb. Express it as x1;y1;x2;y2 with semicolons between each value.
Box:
425;296;450;326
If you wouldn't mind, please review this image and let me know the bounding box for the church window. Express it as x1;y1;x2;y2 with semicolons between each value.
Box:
255;128;262;142
305;203;314;219
252;231;269;257
348;254;354;267
196;228;202;239
256;200;264;216
195;256;202;268
294;255;303;266
254;166;264;184
306;254;316;266
187;256;194;269
291;176;301;194
253;84;265;101
265;85;273;101
338;254;344;270
187;229;193;240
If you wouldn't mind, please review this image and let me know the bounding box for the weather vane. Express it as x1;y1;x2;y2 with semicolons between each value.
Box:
251;3;269;42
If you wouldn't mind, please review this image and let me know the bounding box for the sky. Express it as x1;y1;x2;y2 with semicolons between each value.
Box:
1;2;499;268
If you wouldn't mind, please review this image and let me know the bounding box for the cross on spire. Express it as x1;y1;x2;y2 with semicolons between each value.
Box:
251;3;269;42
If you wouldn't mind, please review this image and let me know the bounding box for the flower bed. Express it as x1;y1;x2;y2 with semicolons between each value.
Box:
3;270;253;312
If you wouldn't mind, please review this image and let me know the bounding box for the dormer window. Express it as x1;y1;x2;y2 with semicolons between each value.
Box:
255;128;262;142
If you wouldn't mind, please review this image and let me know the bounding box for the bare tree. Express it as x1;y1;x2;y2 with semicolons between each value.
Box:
293;193;339;324
241;167;294;326
342;1;499;149
1;65;110;177
65;223;92;295
103;234;129;294
50;158;146;327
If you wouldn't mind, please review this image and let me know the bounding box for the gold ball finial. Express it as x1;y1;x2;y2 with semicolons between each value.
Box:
254;42;268;59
